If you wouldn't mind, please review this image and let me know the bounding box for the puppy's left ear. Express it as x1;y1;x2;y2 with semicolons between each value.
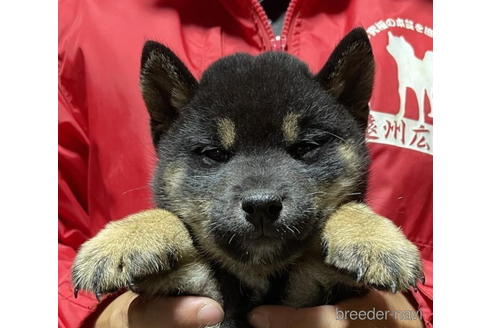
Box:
315;28;374;128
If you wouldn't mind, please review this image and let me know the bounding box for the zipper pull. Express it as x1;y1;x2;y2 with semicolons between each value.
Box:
271;35;287;51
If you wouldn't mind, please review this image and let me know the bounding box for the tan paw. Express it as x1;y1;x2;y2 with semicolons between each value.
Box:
322;203;424;292
72;209;197;296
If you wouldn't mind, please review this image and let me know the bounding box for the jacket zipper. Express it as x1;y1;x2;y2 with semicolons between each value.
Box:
251;0;299;51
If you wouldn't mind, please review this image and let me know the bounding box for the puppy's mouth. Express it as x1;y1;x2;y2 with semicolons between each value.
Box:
208;191;318;262
247;217;282;239
239;214;310;245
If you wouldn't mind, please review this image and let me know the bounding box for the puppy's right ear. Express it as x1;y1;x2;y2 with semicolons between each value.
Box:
140;41;198;146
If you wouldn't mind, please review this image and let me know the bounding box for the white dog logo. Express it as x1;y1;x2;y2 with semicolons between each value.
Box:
386;31;433;123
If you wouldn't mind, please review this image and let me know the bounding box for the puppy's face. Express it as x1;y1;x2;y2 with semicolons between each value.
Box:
140;28;374;265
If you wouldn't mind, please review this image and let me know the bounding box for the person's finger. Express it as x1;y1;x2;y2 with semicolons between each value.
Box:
248;305;340;328
129;295;224;328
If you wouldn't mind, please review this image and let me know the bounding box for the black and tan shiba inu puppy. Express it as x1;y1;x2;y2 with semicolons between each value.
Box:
72;28;423;328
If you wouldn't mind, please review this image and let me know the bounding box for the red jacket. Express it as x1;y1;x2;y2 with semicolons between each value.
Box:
59;0;433;327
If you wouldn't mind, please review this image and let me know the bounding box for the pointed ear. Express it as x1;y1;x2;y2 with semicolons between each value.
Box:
140;41;198;146
315;28;375;128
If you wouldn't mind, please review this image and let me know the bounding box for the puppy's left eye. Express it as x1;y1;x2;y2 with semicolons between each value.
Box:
200;147;231;163
288;142;320;159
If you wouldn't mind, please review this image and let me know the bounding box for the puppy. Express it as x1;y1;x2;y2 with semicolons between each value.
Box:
72;28;423;328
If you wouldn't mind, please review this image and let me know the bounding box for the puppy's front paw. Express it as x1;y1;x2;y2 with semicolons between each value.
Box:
72;209;197;297
322;203;423;292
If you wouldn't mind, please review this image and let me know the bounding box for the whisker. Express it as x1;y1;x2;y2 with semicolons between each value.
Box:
343;192;362;196
327;131;347;143
121;185;148;195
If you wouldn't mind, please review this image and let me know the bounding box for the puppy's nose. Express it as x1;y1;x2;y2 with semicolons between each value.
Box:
242;192;282;229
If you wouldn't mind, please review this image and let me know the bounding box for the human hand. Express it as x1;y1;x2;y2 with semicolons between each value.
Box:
94;291;224;328
248;289;424;328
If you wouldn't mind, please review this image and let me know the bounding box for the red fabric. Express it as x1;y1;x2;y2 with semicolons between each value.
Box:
59;0;433;327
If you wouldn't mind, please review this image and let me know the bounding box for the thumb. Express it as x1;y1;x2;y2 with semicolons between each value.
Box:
129;295;224;328
248;305;338;328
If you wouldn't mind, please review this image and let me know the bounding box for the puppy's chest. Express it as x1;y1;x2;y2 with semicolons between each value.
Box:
212;262;293;316
211;253;339;311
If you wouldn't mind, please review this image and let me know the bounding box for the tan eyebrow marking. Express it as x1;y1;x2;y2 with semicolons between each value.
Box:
217;118;236;149
282;113;301;143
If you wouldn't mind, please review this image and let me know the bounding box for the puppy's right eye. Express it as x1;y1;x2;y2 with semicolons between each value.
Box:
288;141;320;160
200;147;231;164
